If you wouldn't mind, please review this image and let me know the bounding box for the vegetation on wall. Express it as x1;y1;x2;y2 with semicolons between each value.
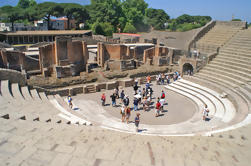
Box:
0;0;212;35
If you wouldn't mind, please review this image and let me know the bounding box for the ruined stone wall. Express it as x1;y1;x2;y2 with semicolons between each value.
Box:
143;46;171;66
0;50;25;71
39;44;55;75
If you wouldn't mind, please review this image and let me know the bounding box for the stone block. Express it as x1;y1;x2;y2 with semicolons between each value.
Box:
106;81;118;90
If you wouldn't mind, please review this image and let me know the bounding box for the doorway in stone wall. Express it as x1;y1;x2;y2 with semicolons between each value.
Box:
182;63;194;75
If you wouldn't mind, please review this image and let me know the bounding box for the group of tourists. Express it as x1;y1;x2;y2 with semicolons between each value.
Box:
100;75;170;132
156;72;181;85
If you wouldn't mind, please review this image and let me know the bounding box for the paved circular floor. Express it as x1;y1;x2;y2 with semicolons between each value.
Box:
73;82;197;126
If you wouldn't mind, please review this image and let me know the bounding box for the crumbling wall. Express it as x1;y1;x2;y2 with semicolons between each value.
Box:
143;46;171;66
0;49;25;71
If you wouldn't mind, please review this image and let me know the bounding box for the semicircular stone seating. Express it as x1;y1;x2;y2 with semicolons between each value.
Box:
0;79;91;126
184;27;251;135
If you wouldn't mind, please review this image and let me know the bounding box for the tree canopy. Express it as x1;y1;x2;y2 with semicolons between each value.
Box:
0;0;213;34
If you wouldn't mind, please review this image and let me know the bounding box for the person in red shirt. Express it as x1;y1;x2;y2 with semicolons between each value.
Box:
155;97;161;117
101;93;106;106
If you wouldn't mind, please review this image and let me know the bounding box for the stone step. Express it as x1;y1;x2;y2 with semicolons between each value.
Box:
178;79;236;123
169;83;216;117
213;58;251;70
1;80;14;100
39;92;48;101
220;48;251;56
11;83;24;101
197;72;239;88
214;56;251;66
21;86;33;100
30;89;41;101
186;75;250;116
222;45;251;52
173;81;227;120
217;53;251;61
199;70;246;86
207;63;251;79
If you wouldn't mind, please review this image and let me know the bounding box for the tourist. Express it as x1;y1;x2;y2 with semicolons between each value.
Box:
135;113;140;132
203;104;209;121
142;97;147;111
121;105;126;122
155;98;161;117
110;93;117;107
142;88;146;98
67;95;73;109
133;84;138;95
161;73;165;85
135;78;139;86
126;106;131;124
147;75;151;83
120;90;125;103
123;95;130;107
114;87;119;99
166;74;171;84
159;97;165;113
133;97;139;111
161;90;165;99
101;93;106;106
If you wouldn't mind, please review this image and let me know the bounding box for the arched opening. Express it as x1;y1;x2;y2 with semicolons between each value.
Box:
182;63;194;75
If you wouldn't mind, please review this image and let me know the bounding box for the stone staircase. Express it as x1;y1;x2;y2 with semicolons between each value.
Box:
194;22;242;54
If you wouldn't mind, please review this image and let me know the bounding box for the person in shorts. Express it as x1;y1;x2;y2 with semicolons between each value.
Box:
135;113;140;132
121;105;126;122
155;98;161;117
101;93;106;106
67;95;73;109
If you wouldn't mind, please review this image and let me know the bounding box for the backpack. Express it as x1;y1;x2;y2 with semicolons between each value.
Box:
161;93;165;99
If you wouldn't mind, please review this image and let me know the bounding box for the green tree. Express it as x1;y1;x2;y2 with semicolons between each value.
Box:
146;8;169;30
0;6;24;31
36;2;63;30
92;22;113;36
123;22;137;33
73;6;90;30
232;18;242;21
17;0;36;9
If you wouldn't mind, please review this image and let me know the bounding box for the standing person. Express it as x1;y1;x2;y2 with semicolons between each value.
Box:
143;97;148;111
114;87;119;99
133;97;139;111
110;93;117;107
166;74;170;84
159;97;165;113
203;104;209;121
135;113;140;132
123;95;130;107
133;84;138;95
161;90;165;99
101;93;106;106
67;95;73;109
142;88;146;99
161;73;165;85
126;106;131;124
147;75;151;83
155;98;161;117
121;105;126;122
135;78;138;86
120;90;125;103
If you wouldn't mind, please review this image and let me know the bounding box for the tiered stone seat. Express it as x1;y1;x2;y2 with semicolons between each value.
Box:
194;23;241;53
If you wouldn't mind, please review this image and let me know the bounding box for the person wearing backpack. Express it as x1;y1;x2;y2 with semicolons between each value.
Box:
161;90;165;99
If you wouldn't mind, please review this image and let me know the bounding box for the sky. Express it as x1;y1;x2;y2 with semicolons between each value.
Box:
1;0;251;22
